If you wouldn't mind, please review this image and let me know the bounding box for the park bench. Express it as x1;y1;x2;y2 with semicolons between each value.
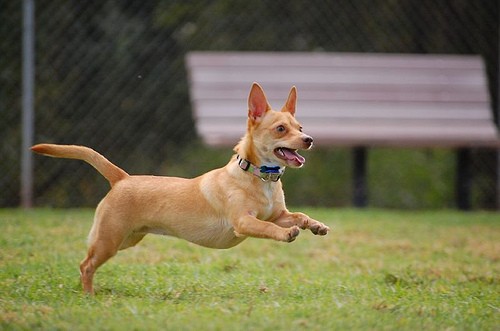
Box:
185;52;500;209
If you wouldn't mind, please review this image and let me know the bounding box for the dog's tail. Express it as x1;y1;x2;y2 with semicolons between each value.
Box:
31;144;129;187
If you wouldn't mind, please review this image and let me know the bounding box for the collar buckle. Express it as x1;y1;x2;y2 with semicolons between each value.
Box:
238;157;251;171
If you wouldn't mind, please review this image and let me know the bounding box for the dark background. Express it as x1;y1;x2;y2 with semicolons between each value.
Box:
1;0;498;208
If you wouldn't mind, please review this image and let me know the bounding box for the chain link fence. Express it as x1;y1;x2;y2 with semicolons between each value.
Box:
1;0;498;209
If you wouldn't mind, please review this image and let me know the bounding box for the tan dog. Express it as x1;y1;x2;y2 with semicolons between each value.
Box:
32;83;330;294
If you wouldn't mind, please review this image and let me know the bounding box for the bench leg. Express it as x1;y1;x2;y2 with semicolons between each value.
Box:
352;147;368;208
456;148;472;210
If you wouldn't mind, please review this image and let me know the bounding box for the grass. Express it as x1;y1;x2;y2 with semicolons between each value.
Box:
0;208;498;330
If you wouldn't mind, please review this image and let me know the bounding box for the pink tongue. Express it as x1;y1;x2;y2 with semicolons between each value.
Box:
282;148;305;164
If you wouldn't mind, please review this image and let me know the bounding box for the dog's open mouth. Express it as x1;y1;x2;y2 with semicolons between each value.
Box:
274;147;306;167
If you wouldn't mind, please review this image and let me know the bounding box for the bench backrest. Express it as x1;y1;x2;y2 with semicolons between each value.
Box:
186;52;499;147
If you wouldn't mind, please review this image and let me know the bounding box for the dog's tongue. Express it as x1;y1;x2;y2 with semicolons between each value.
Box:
282;148;305;165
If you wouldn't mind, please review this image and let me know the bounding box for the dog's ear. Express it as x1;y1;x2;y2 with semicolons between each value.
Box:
248;82;270;121
282;86;297;116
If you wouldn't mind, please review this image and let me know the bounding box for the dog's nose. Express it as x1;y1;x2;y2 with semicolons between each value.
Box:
303;135;313;144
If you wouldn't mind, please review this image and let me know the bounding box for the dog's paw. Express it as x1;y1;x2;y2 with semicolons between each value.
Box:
285;226;300;242
309;222;330;236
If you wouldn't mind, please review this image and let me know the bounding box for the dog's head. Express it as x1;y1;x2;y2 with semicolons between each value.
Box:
235;82;313;168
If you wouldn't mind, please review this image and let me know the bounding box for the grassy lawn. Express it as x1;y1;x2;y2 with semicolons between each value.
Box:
0;208;498;330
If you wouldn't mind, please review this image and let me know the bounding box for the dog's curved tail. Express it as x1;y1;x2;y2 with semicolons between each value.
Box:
31;144;129;187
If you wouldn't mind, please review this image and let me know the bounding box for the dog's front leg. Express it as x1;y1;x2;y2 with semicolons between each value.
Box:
233;213;300;243
273;211;330;236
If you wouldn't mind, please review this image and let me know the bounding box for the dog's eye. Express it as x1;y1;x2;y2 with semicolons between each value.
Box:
276;125;286;133
299;126;303;132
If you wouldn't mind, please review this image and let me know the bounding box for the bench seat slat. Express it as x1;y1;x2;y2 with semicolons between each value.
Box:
193;101;492;120
191;85;489;103
190;67;485;86
187;52;484;70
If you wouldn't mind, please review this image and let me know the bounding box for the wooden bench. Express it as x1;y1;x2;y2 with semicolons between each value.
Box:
185;52;500;209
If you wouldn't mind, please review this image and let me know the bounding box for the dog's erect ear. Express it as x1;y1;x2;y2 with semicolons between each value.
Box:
282;86;297;116
248;82;270;121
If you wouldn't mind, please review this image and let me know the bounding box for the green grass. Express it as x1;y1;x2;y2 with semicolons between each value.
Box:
1;208;498;330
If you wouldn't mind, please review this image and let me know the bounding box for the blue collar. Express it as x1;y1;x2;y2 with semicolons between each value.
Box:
237;155;285;182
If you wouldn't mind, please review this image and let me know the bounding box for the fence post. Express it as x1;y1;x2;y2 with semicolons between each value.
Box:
497;22;500;208
21;0;35;208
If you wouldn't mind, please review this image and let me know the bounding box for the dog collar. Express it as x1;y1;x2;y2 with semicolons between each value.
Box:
237;155;285;182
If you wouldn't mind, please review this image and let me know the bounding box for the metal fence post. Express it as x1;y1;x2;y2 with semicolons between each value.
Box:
498;6;500;210
21;0;35;208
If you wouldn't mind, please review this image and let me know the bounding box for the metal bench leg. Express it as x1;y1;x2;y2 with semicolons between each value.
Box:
353;147;368;208
456;148;472;210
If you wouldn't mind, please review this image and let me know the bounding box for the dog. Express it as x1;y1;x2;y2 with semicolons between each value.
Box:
31;82;330;294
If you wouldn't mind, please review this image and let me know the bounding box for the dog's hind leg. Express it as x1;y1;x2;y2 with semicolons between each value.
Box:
79;245;115;295
79;233;143;295
79;238;121;295
80;215;130;295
